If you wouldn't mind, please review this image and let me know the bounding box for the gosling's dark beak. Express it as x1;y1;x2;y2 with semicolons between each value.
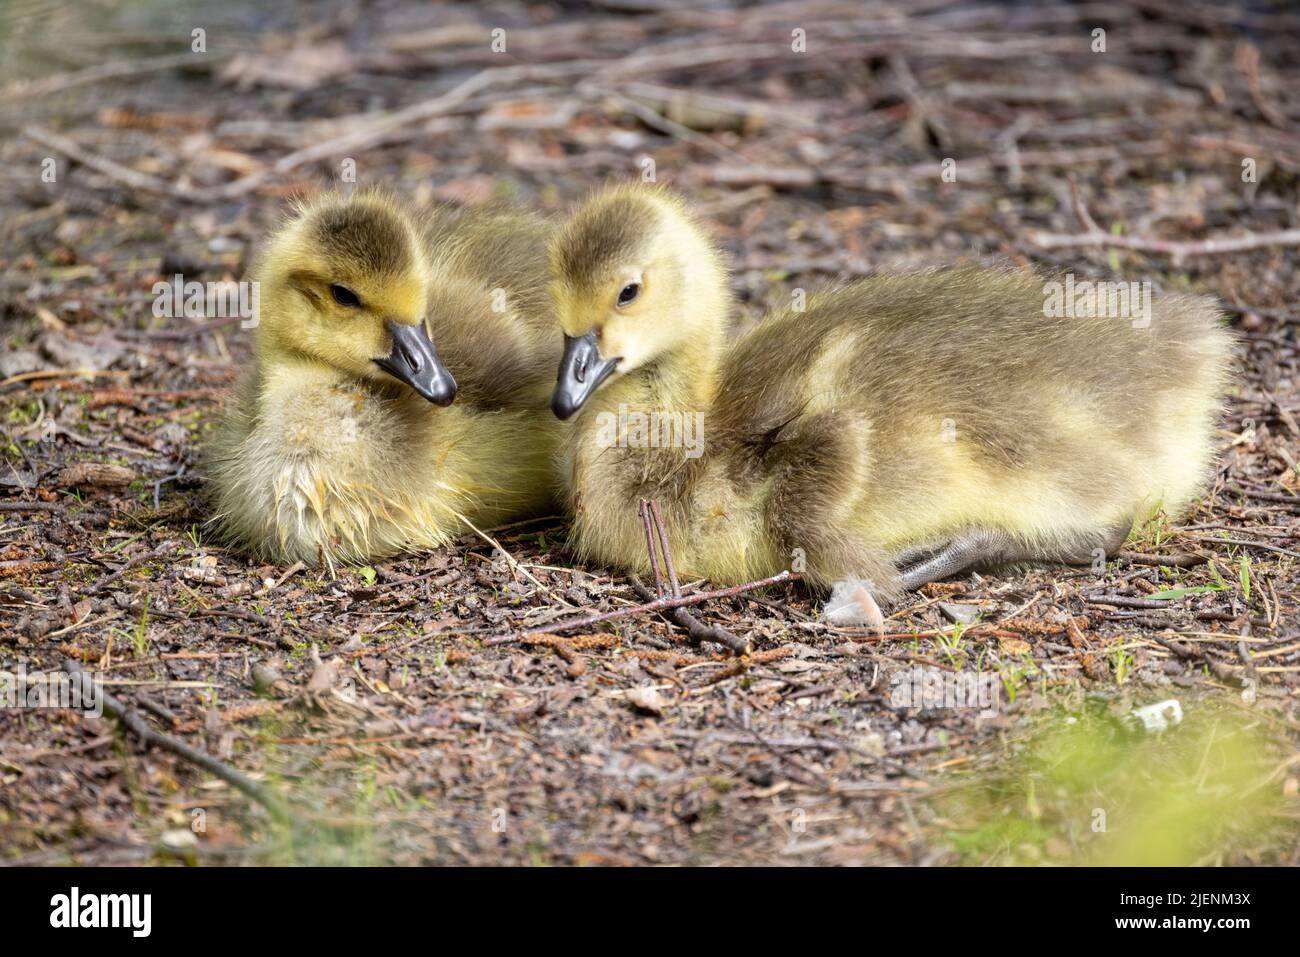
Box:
374;319;456;406
551;330;620;420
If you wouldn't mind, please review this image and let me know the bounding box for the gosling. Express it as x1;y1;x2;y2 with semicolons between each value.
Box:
547;183;1233;599
207;189;562;569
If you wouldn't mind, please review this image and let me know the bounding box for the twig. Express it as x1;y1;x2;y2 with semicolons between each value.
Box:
84;544;173;595
629;499;748;651
1145;634;1241;685
247;65;517;184
62;660;289;821
0;52;224;103
648;499;681;598
1118;551;1208;568
23;126;205;200
1066;173;1099;233
483;570;797;646
265;560;306;589
134;693;180;728
193;607;287;650
727;716;832;790
1029;226;1300;259
452;509;572;607
890;54;951;150
1223;485;1300;506
1187;535;1300;559
638;500;664;598
0;501;66;515
629;575;751;655
583;83;749;163
1085;594;1182;609
1235;41;1288;129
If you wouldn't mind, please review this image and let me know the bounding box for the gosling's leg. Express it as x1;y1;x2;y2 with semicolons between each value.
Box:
895;520;1132;591
891;540;946;568
896;530;1009;591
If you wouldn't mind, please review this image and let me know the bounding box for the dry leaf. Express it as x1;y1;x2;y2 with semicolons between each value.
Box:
57;463;136;488
626;686;666;715
999;636;1032;656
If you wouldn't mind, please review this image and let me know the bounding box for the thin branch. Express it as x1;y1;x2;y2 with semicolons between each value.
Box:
638;499;665;598
582;83;750;164
483;570;797;646
0;501;66;515
648;499;681;598
452;509;573;607
1186;534;1300;559
629;575;751;655
1145;634;1241;685
1118;551;1208;568
83;544;173;596
0;52;225;104
23;126;206;200
1029;226;1300;258
1066;173;1099;233
62;660;289;822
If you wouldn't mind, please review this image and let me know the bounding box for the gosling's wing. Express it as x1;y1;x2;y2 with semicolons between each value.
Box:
801;267;1231;464
715;265;1230;475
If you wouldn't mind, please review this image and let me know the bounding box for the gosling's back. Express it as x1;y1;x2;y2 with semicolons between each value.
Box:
716;266;1232;552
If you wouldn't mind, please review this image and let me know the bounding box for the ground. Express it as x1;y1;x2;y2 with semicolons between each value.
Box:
1;0;1298;866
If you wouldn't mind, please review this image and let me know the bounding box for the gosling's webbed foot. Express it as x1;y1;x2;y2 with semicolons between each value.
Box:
894;530;1010;591
890;539;946;570
891;520;1136;591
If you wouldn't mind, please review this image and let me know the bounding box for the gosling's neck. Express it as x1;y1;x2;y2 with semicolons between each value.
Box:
592;338;720;423
572;317;728;489
251;328;410;415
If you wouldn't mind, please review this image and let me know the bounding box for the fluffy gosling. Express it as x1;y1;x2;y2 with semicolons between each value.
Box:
207;190;562;569
546;183;1233;599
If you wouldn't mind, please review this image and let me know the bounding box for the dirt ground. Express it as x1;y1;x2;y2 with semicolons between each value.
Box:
1;0;1299;866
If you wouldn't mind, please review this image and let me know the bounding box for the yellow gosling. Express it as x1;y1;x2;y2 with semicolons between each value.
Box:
207;189;563;569
546;183;1233;599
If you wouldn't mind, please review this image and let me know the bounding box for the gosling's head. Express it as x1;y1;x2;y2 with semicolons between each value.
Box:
548;184;728;419
255;190;456;405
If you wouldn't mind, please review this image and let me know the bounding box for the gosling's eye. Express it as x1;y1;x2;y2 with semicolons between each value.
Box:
330;284;362;308
616;282;641;307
